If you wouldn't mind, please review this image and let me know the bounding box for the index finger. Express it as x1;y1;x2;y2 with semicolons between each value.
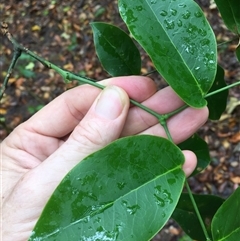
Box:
22;76;157;138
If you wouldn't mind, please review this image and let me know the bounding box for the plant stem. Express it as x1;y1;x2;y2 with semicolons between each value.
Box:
159;118;173;142
185;181;212;241
217;36;239;47
165;105;188;119
142;70;158;76
0;48;22;100
205;80;240;98
3;22;207;145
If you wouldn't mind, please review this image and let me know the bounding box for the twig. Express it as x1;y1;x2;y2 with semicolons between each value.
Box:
1;21;191;141
0;22;22;100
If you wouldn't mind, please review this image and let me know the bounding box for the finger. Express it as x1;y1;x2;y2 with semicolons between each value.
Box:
31;85;130;189
24;76;156;138
121;86;185;136
182;150;197;177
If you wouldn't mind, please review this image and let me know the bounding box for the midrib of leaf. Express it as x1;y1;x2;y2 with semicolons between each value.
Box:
38;164;183;239
143;0;203;94
227;0;239;34
217;226;240;241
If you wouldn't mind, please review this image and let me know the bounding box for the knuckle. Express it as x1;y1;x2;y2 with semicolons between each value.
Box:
71;120;107;149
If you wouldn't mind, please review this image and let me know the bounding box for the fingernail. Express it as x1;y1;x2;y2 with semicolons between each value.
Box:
95;86;124;120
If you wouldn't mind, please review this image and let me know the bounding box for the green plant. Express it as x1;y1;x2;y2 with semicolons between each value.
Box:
1;0;240;240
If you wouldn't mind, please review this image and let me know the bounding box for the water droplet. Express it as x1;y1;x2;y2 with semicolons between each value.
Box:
117;182;126;190
162;212;166;218
200;38;210;46
204;52;216;70
195;66;200;71
126;204;140;215
88;226;93;231
177;20;183;27
198;29;207;36
122;200;140;215
160;10;168;17
136;5;143;11
151;0;157;4
72;189;79;195
194;11;202;18
163;190;173;204
88;192;97;201
94;217;102;224
82;226;119;241
184;44;195;55
182;10;191;19
164;19;175;30
154;194;165;207
126;9;138;23
178;3;186;8
83;216;90;224
155;185;162;193
170;8;177;16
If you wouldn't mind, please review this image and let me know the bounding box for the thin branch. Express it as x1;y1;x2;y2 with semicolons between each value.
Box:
0;22;22;100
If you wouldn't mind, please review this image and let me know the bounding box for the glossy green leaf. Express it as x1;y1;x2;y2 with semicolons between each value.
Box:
178;134;210;176
172;193;224;241
91;22;141;76
118;0;217;108
212;187;240;241
236;44;240;62
214;0;240;34
206;65;228;120
29;136;185;241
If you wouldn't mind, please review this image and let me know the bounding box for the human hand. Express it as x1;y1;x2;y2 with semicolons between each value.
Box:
1;76;208;240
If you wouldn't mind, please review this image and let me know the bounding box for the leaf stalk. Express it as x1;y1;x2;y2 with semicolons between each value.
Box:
185;181;212;241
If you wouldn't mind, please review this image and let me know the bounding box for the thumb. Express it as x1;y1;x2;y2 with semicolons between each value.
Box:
17;86;129;207
40;85;130;181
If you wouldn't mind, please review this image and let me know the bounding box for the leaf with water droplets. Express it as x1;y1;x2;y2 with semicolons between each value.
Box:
28;136;185;240
91;22;141;76
118;0;217;107
214;0;240;34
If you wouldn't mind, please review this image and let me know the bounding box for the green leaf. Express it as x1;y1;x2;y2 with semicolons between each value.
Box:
118;0;217;108
178;134;210;176
206;65;228;120
214;0;240;34
29;136;185;241
212;187;240;241
236;44;240;62
91;22;141;76
172;193;224;241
